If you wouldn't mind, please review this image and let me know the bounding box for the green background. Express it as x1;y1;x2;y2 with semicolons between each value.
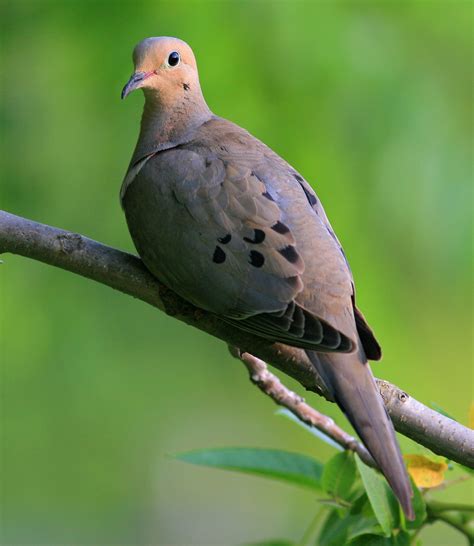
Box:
1;1;472;544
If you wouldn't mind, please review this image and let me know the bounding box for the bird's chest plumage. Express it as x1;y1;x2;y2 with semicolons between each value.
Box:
123;162;211;302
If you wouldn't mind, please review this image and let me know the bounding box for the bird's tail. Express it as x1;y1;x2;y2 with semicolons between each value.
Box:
307;348;414;520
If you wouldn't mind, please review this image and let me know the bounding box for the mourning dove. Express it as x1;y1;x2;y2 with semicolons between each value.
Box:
121;36;414;519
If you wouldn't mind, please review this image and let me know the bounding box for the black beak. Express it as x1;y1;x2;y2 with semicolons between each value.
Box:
121;71;152;99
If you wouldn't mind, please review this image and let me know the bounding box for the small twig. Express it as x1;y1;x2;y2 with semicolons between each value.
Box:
238;351;376;468
427;502;474;544
427;500;474;513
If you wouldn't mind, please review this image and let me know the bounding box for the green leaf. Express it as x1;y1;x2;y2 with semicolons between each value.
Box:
318;510;358;546
318;498;349;509
355;455;399;537
392;531;411;546
405;477;426;530
322;451;357;501
350;532;411;546
174;447;324;491
349;535;392;546
346;517;384;541
349;491;372;516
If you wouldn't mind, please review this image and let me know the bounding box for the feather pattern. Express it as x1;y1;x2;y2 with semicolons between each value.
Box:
122;119;357;351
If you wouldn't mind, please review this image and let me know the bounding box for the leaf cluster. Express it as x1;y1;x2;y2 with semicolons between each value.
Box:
175;409;473;545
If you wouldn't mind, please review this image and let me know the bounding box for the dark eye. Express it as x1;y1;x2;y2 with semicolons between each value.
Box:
167;51;180;67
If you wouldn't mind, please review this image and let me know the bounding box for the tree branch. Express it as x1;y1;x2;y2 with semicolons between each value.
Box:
1;209;473;468
237;351;376;468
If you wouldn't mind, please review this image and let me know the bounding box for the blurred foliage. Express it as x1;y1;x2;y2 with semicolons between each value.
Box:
176;421;473;545
1;0;472;544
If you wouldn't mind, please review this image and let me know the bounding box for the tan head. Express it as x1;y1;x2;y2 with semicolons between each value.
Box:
121;37;201;102
122;37;212;156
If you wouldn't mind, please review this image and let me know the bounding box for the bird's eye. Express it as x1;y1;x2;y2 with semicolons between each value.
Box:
167;51;180;67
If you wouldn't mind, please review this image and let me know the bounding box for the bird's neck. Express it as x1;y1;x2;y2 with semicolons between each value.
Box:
132;89;212;161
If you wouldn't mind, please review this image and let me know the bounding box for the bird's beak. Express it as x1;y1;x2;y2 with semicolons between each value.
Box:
121;71;154;99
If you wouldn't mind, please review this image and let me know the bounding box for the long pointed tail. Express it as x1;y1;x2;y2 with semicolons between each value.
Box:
307;348;414;520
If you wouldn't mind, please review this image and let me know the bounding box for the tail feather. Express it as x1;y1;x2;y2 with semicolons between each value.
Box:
307;348;414;520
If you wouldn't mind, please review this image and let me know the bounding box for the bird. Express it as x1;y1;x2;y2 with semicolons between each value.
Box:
120;36;414;519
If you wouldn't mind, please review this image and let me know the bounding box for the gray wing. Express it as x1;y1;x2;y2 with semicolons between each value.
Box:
123;145;355;353
279;168;381;359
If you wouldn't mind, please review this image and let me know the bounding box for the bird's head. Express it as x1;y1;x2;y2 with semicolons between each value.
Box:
121;36;200;101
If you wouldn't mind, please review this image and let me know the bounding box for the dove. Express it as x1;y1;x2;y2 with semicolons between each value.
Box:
120;36;414;519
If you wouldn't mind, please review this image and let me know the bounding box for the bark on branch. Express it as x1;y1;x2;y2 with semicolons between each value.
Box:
1;209;473;468
237;351;377;468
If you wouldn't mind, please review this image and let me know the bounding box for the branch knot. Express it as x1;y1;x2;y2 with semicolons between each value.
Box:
57;233;84;254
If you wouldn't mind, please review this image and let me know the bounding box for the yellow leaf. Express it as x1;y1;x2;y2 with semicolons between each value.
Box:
404;454;448;488
469;402;474;429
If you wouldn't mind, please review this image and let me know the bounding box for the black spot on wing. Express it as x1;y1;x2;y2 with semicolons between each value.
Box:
218;234;232;244
326;225;337;241
249;250;265;268
271;221;290;234
293;172;318;207
293;172;304;183
244;229;266;244
301;185;318;206
262;191;275;201
279;245;299;264
213;246;226;264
